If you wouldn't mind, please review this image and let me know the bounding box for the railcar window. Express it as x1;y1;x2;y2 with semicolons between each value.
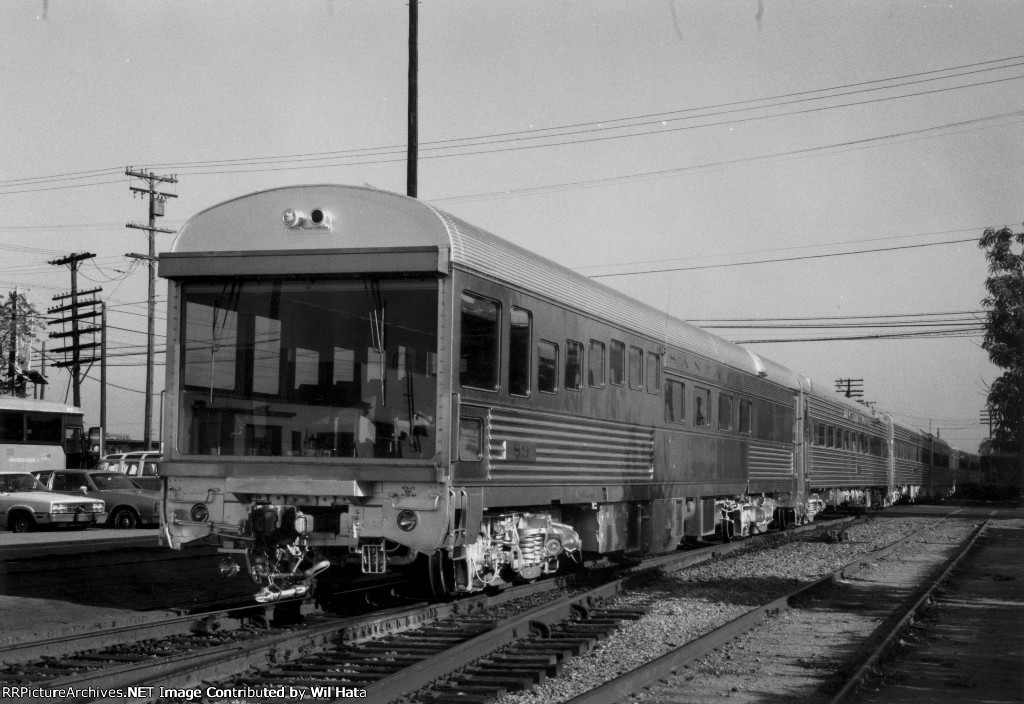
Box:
778;405;794;443
508;307;532;397
458;418;483;461
180;279;439;459
718;394;733;431
588;340;606;388
609;340;625;386
565;340;583;391
538;340;558;393
739;399;751;434
461;292;501;392
0;412;24;441
646;352;661;393
756;400;774;440
628;346;643;390
816;422;826;446
827;425;835;448
694;387;712;428
26;414;62;443
665;379;685;424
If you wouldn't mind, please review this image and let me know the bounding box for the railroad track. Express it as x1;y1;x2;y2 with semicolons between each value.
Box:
550;512;981;704
0;515;857;704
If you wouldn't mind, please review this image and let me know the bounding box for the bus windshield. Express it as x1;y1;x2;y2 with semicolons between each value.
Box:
178;278;439;459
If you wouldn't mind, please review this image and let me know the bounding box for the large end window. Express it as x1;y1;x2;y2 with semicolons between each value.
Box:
461;292;500;391
180;279;439;459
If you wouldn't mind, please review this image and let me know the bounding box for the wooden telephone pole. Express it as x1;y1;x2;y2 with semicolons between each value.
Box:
126;168;177;449
47;253;101;407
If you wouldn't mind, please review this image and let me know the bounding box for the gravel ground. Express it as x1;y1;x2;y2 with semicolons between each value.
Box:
497;516;978;704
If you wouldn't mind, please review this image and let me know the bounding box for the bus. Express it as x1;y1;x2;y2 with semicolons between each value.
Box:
0;397;88;471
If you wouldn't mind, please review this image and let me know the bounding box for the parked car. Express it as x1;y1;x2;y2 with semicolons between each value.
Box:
0;470;107;533
32;469;159;529
95;453;163;491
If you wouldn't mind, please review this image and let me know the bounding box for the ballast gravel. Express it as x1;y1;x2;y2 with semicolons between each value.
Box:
496;516;975;704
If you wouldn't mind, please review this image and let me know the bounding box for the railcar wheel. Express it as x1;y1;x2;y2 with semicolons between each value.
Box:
428;550;455;599
111;508;138;530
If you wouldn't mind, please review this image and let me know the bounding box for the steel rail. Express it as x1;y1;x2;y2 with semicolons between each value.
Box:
826;518;989;704
0;597;305;665
363;516;854;702
561;511;968;704
4;514;851;703
32;603;445;704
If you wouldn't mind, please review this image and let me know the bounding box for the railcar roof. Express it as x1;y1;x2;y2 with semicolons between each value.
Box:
170;185;807;387
0;397;82;415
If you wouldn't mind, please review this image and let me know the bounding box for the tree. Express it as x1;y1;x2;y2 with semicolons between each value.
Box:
978;226;1024;467
0;291;44;396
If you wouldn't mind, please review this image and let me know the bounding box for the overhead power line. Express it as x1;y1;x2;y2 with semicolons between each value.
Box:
589;237;979;278
2;55;1023;193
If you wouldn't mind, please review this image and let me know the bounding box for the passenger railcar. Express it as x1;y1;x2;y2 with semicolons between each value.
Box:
0;397;88;471
157;185;947;602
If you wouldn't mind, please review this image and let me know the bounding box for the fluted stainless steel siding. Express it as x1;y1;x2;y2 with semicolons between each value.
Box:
487;407;654;482
748;444;793;481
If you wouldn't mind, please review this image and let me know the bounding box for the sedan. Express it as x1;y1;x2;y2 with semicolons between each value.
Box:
32;469;160;529
1;471;107;533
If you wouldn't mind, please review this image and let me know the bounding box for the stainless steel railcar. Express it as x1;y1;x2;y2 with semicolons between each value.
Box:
158;185;934;602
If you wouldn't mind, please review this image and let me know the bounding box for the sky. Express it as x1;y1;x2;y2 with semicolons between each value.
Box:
2;1;1022;452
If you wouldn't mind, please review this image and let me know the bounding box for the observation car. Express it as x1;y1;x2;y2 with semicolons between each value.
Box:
157;185;954;602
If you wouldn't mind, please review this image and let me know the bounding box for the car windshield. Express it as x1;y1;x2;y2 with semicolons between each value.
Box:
89;472;140;491
2;474;46;492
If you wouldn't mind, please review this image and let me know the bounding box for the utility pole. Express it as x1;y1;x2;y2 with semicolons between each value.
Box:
47;254;101;407
100;302;107;454
834;378;864;399
980;408;994;437
407;0;418;198
6;288;16;396
126;167;177;450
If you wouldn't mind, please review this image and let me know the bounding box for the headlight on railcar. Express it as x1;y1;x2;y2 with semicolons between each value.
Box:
190;503;210;523
396;510;418;532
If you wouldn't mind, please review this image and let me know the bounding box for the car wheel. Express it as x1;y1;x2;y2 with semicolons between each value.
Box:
8;511;33;534
112;508;139;530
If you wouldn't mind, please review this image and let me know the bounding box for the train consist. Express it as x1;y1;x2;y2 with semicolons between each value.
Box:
157;185;964;602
